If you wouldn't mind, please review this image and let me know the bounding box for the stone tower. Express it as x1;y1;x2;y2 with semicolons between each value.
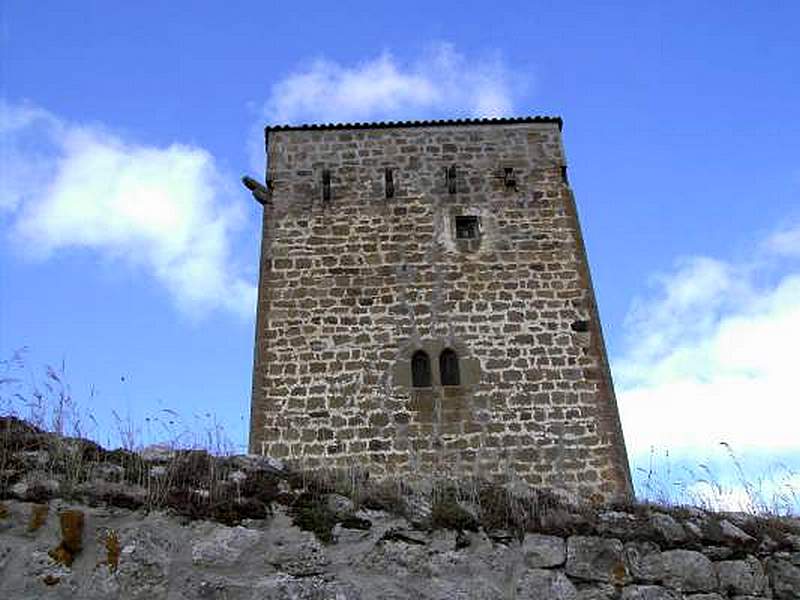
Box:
249;117;633;503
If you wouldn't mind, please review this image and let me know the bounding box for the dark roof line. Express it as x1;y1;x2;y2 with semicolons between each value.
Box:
265;115;563;134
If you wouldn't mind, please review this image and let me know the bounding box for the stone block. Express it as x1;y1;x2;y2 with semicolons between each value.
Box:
650;513;687;545
566;536;630;584
517;568;578;600
639;549;717;593
715;556;767;596
522;533;566;568
624;540;662;582
574;583;619;599
766;555;800;600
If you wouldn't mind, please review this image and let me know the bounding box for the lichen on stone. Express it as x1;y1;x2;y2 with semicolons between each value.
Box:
28;503;48;532
105;528;120;572
48;509;84;566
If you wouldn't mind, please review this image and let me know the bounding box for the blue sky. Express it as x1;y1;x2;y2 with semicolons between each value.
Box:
2;2;799;511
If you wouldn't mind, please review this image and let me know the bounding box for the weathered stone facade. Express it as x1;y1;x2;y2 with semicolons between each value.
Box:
249;117;633;503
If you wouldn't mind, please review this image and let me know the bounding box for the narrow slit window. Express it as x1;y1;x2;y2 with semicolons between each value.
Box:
322;169;331;202
384;167;395;199
439;349;460;386
560;165;568;185
411;350;432;388
504;167;517;190
446;165;457;194
455;216;480;240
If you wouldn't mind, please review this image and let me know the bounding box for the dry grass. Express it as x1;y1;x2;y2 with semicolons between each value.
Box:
0;351;251;514
2;350;798;536
635;443;800;517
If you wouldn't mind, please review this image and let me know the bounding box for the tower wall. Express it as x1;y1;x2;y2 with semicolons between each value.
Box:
250;120;633;503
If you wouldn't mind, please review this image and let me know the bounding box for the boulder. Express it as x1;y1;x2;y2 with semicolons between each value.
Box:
649;513;687;545
523;533;566;568
683;521;703;539
325;493;355;518
623;540;661;581
766;555;800;600
229;453;285;474
719;519;756;545
596;511;641;540
715;556;767;596
402;493;432;524
517;568;578;600
639;549;717;593
566;536;630;585
10;475;60;501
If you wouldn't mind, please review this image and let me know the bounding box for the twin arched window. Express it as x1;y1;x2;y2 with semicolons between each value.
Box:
439;349;460;386
411;348;460;388
411;351;431;388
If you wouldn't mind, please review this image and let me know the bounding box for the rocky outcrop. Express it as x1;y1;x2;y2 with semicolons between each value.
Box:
1;498;799;599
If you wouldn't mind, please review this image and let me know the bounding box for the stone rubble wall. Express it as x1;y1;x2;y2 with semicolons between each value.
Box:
1;497;799;599
1;420;798;599
251;122;631;502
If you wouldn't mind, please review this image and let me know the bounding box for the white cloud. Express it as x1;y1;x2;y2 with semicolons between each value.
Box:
0;101;256;318
613;226;800;462
0;103;64;212
262;43;517;126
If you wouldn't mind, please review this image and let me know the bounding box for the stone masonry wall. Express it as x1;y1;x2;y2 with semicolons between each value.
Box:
250;120;633;503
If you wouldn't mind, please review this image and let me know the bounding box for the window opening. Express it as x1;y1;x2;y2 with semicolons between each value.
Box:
411;350;432;388
446;165;457;194
439;349;460;386
322;169;331;202
571;320;589;332
455;216;480;240
560;165;569;185
385;167;395;199
504;167;517;190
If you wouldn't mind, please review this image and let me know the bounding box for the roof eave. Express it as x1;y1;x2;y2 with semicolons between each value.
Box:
264;115;563;135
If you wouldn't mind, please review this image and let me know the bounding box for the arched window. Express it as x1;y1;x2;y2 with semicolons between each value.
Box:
439;348;460;386
411;350;432;388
